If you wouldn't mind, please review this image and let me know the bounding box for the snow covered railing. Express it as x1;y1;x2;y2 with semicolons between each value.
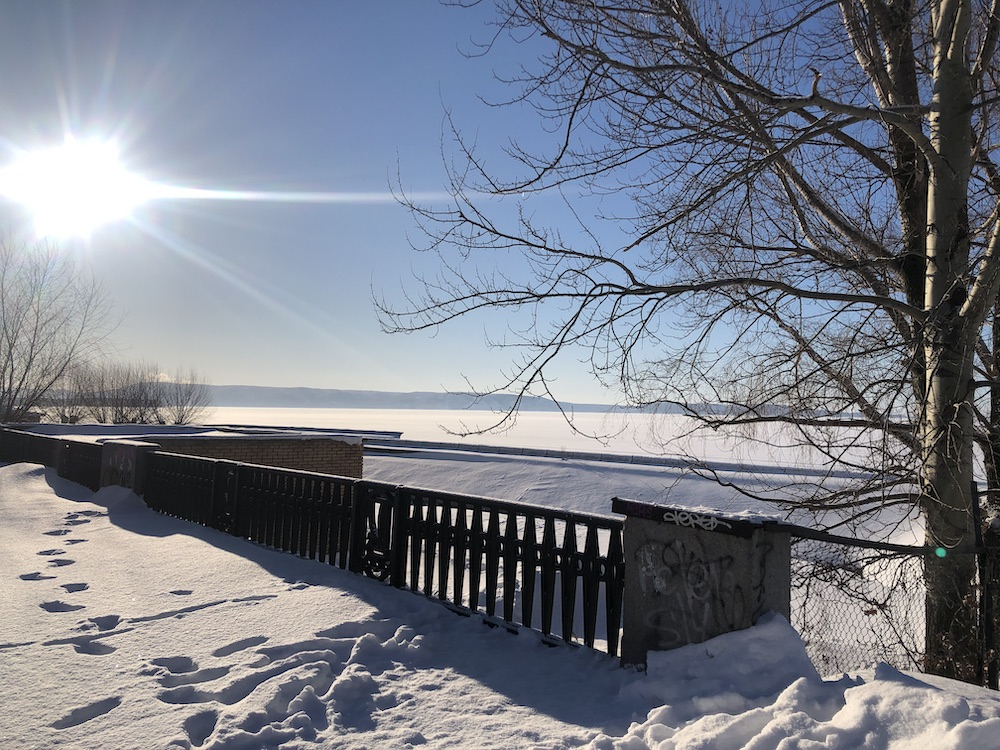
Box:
3;428;948;676
0;427;103;490
1;428;952;676
369;483;626;656
142;450;627;658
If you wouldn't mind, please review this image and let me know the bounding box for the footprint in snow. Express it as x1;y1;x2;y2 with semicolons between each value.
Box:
19;571;56;581
159;665;231;688
43;529;71;536
50;696;121;730
211;635;269;658
40;600;86;613
61;582;89;593
87;614;122;631
74;639;117;656
150;655;198;674
44;629;127;656
0;641;35;650
145;656;231;689
65;538;87;545
37;548;66;556
184;709;218;747
47;558;75;567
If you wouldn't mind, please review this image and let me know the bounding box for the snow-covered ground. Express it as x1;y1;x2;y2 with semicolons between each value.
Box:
5;462;1000;749
209;407;862;471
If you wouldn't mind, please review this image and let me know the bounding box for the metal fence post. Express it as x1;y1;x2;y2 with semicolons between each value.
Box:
390;488;410;589
211;461;239;534
348;481;370;574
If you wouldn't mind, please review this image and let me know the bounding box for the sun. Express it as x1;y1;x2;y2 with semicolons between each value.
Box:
0;138;152;238
0;136;453;239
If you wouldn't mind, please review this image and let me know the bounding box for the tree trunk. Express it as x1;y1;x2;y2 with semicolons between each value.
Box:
922;387;979;679
922;0;978;679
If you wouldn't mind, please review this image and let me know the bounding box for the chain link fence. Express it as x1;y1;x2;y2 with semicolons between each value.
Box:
790;537;925;675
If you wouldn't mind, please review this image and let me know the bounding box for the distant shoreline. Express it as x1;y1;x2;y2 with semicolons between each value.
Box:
205;384;643;413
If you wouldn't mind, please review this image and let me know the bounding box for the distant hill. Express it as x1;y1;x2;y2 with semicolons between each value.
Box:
205;385;625;412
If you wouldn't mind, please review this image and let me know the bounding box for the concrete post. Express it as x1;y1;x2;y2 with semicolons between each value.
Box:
99;439;160;494
612;498;790;668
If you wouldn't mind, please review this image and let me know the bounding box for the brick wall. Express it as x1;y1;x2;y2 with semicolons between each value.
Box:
152;436;363;478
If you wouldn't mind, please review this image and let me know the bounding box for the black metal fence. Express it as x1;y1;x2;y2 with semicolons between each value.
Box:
144;451;626;656
10;425;999;679
0;428;102;490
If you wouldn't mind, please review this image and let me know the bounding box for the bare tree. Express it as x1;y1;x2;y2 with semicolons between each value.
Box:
68;361;114;424
0;236;113;423
381;1;1000;680
63;360;211;425
46;363;96;424
80;360;154;424
160;367;212;425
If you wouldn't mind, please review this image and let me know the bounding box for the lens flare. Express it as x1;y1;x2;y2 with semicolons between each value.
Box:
0;137;451;239
0;139;154;238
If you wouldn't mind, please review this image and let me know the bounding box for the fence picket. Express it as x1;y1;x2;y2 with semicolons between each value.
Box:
605;526;625;658
423;500;439;597
335;481;352;569
540;516;558;637
468;507;484;611
452;502;468;608
522;514;537;630
485;509;502;618
581;525;601;648
502;512;519;622
287;475;302;555
438;501;453;602
409;499;424;592
310;478;325;561
561;520;578;642
390;490;409;589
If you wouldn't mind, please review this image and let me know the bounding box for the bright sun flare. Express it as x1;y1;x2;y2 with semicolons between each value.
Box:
0;139;152;238
0;137;453;240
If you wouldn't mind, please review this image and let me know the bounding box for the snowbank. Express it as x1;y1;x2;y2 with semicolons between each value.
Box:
3;462;999;749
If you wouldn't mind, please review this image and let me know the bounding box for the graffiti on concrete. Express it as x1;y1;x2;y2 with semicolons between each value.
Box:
635;535;772;650
660;509;733;532
102;444;137;488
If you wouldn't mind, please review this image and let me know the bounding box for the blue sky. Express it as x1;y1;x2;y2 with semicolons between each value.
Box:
0;1;621;404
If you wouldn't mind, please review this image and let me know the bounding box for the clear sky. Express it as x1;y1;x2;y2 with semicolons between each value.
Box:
0;1;621;404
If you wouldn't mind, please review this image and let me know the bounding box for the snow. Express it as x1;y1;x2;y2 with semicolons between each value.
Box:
209;408;866;472
4;460;1000;749
20;422;366;446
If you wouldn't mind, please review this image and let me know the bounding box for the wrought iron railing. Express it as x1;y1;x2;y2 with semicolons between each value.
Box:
0;428;102;490
143;452;626;657
14;431;961;677
61;439;103;491
0;427;55;465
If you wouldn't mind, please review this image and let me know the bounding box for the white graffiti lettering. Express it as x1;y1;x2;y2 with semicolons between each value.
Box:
661;509;733;532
